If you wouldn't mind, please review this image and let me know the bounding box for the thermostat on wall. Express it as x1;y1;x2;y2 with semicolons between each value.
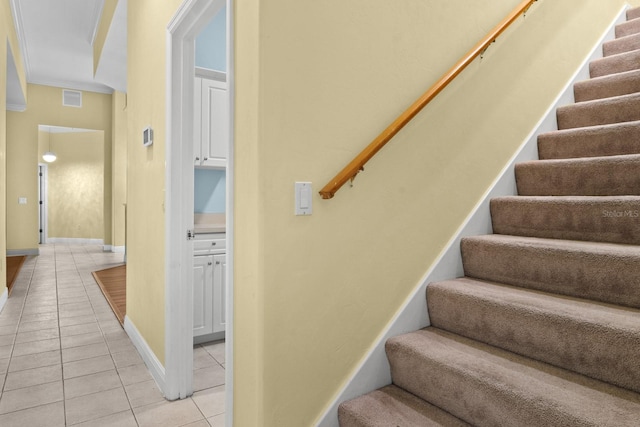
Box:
143;126;153;147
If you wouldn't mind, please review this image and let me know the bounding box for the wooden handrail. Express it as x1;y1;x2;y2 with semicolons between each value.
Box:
319;0;538;199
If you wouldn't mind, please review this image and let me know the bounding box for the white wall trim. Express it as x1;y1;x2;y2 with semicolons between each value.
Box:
124;316;166;394
0;289;8;315
314;5;626;426
47;238;104;245
110;246;126;253
7;249;39;256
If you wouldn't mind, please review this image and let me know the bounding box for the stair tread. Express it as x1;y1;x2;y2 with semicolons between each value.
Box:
616;16;640;38
590;47;640;78
574;68;640;102
515;153;640;196
490;196;640;245
538;119;640;160
463;233;640;258
461;234;640;308
557;91;640;129
430;277;640;332
338;385;469;427
387;328;640;426
428;277;640;392
603;32;640;56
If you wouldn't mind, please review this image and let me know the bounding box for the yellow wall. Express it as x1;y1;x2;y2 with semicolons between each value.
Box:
38;131;105;239
112;92;127;248
233;0;640;425
122;0;640;424
6;84;112;251
126;0;182;365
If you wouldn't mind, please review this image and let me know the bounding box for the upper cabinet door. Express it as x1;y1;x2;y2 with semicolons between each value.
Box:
201;79;228;168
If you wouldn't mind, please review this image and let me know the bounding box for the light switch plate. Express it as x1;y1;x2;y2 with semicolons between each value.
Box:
295;182;312;215
18;197;27;205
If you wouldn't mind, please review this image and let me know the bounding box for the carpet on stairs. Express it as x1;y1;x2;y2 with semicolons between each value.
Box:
339;5;640;426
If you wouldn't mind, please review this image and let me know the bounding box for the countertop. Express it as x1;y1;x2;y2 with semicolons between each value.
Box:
194;213;226;234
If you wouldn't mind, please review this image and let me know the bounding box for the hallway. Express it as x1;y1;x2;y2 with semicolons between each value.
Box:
0;244;224;426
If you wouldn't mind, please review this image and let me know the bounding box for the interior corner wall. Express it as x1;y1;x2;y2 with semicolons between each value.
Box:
112;91;127;248
126;0;183;366
6;84;112;252
234;0;640;425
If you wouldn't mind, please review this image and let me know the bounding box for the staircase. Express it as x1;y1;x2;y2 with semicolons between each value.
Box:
338;7;640;426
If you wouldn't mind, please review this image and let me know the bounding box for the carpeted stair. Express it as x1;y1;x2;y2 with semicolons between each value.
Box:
339;7;640;426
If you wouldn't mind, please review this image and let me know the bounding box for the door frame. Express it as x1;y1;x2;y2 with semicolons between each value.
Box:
38;164;49;244
165;0;234;423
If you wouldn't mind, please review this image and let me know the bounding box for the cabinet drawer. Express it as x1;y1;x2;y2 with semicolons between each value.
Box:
194;238;226;255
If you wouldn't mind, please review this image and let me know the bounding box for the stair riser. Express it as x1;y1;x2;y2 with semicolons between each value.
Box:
590;50;640;78
461;237;640;309
557;95;640;129
604;33;640;56
538;124;640;160
515;156;640;196
574;70;640;102
427;282;640;393
490;197;640;245
616;18;640;38
629;8;640;21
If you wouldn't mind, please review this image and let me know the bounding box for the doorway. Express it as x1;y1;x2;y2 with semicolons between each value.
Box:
165;0;233;424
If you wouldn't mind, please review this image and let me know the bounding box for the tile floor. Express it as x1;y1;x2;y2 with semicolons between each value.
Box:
0;244;225;426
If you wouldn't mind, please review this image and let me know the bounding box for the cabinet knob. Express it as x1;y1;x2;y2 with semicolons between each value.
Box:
208;262;212;265
195;157;200;161
204;157;208;161
211;242;216;246
216;261;221;265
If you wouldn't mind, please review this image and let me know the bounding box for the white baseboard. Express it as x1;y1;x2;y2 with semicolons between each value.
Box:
314;6;626;426
48;238;105;245
111;246;126;253
6;249;39;256
124;316;167;396
0;288;8;314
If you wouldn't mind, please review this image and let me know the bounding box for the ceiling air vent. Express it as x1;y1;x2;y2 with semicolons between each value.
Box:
62;89;82;108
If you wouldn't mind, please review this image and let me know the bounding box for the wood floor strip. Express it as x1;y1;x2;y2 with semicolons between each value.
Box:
6;256;26;295
92;264;126;325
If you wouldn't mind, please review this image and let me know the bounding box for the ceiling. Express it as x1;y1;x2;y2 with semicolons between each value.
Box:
6;0;127;109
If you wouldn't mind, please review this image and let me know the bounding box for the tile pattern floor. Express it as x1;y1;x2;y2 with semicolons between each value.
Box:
0;244;225;426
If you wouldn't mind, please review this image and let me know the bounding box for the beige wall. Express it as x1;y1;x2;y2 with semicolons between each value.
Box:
126;0;182;365
122;0;640;425
112;92;127;247
38;131;105;239
6;84;112;251
234;0;640;425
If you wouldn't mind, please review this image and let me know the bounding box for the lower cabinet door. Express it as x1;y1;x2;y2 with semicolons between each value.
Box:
193;255;214;337
212;254;226;333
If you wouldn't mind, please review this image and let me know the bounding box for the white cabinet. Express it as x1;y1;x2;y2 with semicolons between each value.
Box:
194;76;228;169
193;233;226;341
212;253;226;334
193;255;214;337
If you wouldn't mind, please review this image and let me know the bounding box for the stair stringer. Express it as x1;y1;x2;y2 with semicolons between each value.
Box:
315;5;628;427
